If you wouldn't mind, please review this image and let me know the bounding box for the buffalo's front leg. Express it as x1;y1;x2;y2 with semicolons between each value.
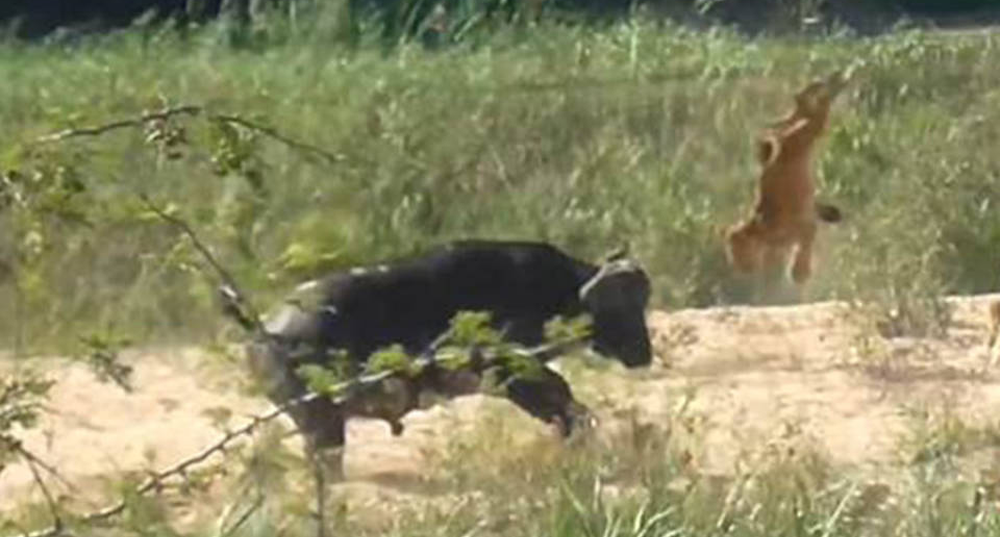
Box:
306;412;345;537
502;366;594;437
246;340;347;479
297;402;347;479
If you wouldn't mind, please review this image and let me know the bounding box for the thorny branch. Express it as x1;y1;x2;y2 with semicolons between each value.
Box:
15;443;80;495
14;333;587;537
34;106;202;143
136;194;266;335
15;120;589;536
11;213;585;537
34;105;345;165
29;103;353;339
212;113;345;165
17;445;63;535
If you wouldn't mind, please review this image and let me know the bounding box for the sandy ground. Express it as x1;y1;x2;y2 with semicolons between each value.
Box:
3;293;1000;522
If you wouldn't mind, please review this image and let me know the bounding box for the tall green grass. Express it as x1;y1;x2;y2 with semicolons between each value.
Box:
0;10;998;352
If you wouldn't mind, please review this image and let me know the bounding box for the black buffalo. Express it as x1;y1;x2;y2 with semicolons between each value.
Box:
246;239;653;477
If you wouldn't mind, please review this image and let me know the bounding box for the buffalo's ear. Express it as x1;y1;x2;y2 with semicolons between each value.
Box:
602;242;631;264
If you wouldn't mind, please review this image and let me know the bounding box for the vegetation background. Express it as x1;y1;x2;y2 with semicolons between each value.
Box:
2;0;1000;535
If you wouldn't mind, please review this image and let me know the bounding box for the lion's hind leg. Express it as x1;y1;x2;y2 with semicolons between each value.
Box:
726;222;765;276
790;221;818;286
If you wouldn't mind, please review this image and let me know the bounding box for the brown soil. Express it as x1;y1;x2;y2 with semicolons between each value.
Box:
3;293;1000;522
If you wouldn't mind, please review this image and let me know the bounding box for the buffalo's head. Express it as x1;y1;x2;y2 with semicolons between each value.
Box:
578;255;652;368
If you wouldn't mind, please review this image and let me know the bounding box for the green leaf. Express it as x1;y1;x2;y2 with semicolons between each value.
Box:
544;314;593;344
496;347;545;382
367;344;420;376
297;363;346;397
448;310;503;347
435;345;473;370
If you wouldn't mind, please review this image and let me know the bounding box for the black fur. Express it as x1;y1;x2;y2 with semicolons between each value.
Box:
247;240;653;462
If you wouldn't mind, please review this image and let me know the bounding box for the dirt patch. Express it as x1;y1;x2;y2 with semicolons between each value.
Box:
635;294;1000;475
3;293;1000;519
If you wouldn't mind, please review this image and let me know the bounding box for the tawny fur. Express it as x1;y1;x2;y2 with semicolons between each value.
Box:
726;72;848;286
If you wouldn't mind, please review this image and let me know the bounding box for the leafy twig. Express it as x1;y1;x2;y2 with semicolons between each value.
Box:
17;391;314;537
137;193;266;336
14;332;586;537
34;105;345;166
34;106;203;143
77;334;134;394
12;178;587;537
212;113;345;165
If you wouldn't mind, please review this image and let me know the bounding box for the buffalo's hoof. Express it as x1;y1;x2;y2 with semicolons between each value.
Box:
390;421;405;436
552;407;598;439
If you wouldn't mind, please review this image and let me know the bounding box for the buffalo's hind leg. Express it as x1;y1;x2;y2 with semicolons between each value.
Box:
502;365;595;438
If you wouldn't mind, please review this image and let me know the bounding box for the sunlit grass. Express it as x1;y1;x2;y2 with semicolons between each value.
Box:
3;18;999;351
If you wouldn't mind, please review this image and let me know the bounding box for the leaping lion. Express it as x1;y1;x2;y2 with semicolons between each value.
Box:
726;71;849;289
